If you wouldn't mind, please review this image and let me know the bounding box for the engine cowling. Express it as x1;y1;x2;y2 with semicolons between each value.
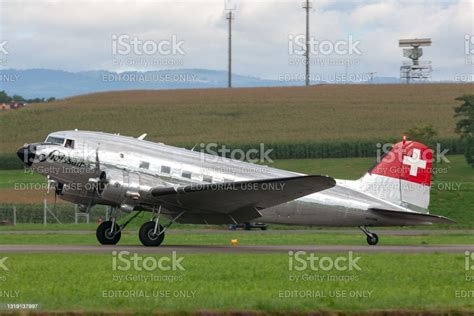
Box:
92;169;161;210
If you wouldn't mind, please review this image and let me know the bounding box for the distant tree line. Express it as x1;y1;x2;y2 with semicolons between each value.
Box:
454;95;474;168
0;90;56;104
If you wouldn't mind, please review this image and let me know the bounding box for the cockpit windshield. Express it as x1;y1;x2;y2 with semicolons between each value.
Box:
45;136;65;145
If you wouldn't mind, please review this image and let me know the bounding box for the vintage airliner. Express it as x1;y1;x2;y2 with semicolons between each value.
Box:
17;130;454;246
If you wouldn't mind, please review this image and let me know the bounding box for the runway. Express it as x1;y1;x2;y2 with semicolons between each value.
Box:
0;229;472;235
1;244;473;254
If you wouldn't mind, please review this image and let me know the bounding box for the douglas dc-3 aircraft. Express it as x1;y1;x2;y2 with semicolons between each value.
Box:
17;130;454;246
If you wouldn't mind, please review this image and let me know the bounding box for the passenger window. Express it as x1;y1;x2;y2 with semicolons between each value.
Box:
139;161;150;169
161;166;171;174
65;139;74;149
182;171;192;179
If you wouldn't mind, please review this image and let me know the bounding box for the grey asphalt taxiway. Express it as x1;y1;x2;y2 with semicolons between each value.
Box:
0;229;472;235
0;244;473;254
0;229;472;254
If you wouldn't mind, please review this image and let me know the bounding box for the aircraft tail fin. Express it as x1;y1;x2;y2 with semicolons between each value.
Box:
358;139;433;212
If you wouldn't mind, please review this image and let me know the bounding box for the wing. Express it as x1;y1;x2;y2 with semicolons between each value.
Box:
150;175;336;224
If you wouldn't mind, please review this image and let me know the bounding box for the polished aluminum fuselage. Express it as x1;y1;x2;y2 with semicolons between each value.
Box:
30;131;427;227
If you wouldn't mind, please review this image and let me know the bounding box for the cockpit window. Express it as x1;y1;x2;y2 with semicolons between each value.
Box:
65;139;75;149
45;136;65;145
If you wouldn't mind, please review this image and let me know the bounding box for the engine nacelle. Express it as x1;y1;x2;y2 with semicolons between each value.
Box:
95;169;161;210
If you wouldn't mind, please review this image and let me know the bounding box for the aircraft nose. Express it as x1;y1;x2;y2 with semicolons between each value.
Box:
16;144;36;166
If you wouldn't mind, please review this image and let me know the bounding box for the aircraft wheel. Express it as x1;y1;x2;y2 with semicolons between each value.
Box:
139;221;165;247
366;233;379;246
96;221;121;245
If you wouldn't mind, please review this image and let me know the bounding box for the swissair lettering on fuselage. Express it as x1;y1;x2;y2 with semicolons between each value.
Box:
37;150;88;169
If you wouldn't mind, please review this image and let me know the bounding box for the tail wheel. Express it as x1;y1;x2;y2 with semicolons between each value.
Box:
139;221;165;247
96;221;121;245
366;233;379;246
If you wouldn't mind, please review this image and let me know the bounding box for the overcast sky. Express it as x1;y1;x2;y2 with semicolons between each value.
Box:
0;0;473;81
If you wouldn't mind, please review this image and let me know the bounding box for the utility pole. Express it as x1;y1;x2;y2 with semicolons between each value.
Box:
302;0;312;86
226;11;234;88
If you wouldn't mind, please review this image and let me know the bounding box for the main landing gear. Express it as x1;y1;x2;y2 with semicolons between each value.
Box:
359;226;379;246
96;207;142;245
96;206;186;247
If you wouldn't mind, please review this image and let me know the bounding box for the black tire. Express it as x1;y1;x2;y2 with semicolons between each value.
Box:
260;226;268;231
139;221;165;247
367;233;379;246
96;221;121;245
244;222;252;231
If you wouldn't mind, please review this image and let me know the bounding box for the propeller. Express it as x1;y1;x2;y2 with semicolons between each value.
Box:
45;175;62;212
83;146;107;212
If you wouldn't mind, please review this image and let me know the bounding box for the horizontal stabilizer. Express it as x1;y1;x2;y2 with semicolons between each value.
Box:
369;208;455;225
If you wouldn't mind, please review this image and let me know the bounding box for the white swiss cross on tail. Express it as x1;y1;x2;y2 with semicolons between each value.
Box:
402;148;427;176
367;139;433;186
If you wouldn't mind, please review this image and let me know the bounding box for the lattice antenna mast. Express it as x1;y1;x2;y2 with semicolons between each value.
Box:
399;38;432;84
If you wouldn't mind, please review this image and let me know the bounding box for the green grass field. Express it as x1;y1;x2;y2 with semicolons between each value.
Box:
0;84;473;154
0;253;472;313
